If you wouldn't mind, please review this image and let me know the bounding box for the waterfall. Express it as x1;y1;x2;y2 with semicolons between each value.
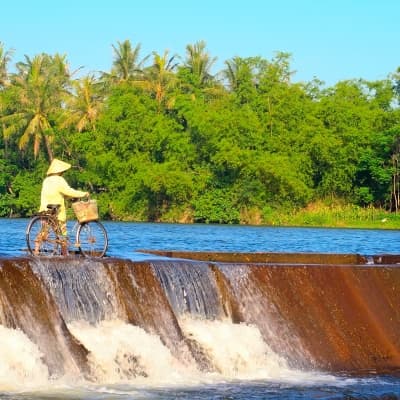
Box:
179;317;292;380
68;319;188;383
151;260;225;319
0;325;49;389
0;257;89;379
216;262;313;369
30;257;123;323
0;252;400;389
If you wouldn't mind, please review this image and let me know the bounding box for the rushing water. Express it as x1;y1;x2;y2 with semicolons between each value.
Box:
0;219;400;399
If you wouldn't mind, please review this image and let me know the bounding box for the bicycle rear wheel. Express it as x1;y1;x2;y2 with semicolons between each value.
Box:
76;221;108;257
26;215;62;256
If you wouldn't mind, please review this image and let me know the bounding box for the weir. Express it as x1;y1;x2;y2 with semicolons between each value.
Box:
0;251;399;384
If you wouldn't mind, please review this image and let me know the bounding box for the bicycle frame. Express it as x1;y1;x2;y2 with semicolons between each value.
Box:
26;204;108;257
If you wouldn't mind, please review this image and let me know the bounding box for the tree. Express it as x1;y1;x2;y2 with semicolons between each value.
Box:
107;39;149;84
142;50;179;109
182;40;217;87
0;42;14;89
256;52;297;136
61;74;105;132
0;42;14;160
392;67;400;105
223;56;259;103
1;53;71;160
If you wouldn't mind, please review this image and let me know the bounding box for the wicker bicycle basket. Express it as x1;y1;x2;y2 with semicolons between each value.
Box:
72;199;99;223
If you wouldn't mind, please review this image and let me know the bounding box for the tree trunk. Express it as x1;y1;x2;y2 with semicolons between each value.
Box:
44;135;54;162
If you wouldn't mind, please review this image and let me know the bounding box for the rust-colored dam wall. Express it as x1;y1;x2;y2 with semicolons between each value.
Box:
143;250;370;264
145;251;400;374
0;252;399;377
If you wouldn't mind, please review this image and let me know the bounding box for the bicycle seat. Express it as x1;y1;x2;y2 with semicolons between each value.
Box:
47;204;60;211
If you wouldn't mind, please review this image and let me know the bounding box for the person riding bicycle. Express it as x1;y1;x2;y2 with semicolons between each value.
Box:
39;158;89;239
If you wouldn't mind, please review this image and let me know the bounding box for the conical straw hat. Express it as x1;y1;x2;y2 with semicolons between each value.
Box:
46;159;71;175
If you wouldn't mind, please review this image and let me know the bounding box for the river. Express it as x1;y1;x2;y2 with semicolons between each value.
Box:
0;219;399;399
2;218;400;258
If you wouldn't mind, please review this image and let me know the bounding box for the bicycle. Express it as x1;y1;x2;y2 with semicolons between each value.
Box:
26;200;108;257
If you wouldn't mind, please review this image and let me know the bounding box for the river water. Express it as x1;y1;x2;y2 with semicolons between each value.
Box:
0;219;400;399
1;218;400;258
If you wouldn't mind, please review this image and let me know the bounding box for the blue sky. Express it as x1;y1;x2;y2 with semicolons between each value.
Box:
1;0;399;86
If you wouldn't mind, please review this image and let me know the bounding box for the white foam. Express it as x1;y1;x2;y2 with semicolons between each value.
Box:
0;325;49;390
179;316;294;379
180;316;344;387
0;318;340;394
68;319;192;384
68;317;339;386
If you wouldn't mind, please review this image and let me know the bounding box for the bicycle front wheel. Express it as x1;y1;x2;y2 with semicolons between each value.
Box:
76;221;108;257
26;215;62;256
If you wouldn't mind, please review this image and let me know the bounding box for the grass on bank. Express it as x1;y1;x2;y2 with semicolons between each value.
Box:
261;201;400;229
76;197;400;229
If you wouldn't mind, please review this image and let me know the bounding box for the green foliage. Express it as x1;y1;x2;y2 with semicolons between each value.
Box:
0;159;15;216
287;200;400;229
8;170;42;216
193;188;240;224
1;43;400;225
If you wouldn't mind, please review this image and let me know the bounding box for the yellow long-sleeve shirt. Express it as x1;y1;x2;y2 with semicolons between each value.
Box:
39;175;87;222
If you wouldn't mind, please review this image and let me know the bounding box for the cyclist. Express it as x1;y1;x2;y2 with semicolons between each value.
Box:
39;158;89;253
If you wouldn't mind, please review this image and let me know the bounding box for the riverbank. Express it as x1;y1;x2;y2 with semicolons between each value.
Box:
181;201;400;229
261;202;400;230
136;197;399;228
25;200;400;230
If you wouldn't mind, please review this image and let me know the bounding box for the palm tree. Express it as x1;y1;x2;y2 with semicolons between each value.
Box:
1;53;71;160
61;74;104;132
223;56;260;105
0;43;15;159
142;50;179;109
0;42;14;88
223;57;255;91
107;39;149;83
183;40;217;87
